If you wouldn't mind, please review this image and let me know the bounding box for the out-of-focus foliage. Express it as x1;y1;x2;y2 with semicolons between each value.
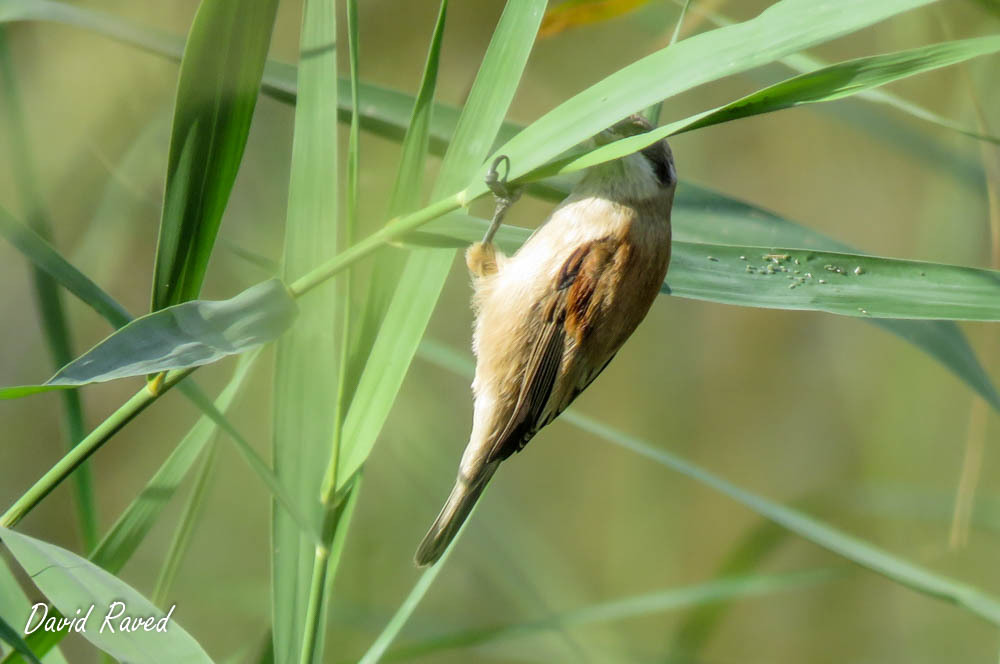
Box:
0;1;999;663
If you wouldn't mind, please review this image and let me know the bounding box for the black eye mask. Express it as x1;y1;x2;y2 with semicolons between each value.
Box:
640;142;674;187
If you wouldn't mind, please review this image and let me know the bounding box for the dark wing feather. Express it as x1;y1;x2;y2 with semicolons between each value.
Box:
487;306;565;462
486;237;618;462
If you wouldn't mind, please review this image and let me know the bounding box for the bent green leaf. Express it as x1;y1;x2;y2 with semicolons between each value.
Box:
0;280;296;398
539;35;1000;177
483;0;938;190
0;528;214;663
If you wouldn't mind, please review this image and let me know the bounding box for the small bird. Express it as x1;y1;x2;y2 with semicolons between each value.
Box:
415;114;676;566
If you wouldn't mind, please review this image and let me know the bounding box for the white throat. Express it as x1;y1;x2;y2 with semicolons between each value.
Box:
577;152;663;201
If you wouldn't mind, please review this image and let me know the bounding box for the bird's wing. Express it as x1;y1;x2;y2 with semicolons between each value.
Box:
486;236;619;462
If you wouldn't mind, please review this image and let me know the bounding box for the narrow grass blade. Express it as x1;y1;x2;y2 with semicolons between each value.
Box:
0;280;296;397
90;351;261;573
298;5;365;661
329;0;364;423
0;205;131;327
151;0;280;311
485;0;939;190
569;414;1000;626
0;616;41;664
181;386;317;546
379;569;837;661
0;29;97;550
783;54;1000;146
672;0;1000;145
0;367;196;530
356;568;442;664
151;441;217;607
325;478;360;599
669;516;797;658
0;528;214;663
298;1;453;636
357;516;468;664
537;36;1000;177
385;0;447;219
0;200;307;530
0;0;182;59
270;0;339;661
10;351;272;662
2;196;313;553
346;0;449;404
417;340;1000;627
344;10;547;651
0;556;67;664
335;0;546;490
8;0;995;152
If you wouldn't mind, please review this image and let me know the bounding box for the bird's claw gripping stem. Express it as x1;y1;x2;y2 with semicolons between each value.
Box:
482;155;521;245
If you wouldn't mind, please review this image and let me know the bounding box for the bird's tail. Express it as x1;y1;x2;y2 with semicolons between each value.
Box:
415;462;499;566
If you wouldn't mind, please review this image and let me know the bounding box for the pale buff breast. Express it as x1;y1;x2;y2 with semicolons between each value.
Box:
468;194;670;447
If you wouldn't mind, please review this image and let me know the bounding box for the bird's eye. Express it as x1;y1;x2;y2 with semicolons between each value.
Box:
640;144;672;187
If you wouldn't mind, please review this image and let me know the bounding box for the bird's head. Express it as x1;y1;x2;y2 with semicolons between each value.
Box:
587;114;676;201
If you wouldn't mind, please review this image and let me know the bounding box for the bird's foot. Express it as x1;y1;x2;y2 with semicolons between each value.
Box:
482;155;521;245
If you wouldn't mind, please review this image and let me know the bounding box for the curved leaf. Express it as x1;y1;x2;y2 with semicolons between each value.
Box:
0;280;296;398
379;569;837;661
0;528;213;663
0;200;302;532
538;36;1000;177
484;0;939;189
7;0;995;153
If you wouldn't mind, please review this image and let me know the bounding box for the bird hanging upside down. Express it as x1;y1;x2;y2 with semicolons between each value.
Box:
415;114;677;566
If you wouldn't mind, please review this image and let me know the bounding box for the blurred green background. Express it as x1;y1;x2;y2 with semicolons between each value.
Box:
1;0;999;661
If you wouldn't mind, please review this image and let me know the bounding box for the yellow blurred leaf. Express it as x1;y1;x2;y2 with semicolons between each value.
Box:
540;0;651;37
